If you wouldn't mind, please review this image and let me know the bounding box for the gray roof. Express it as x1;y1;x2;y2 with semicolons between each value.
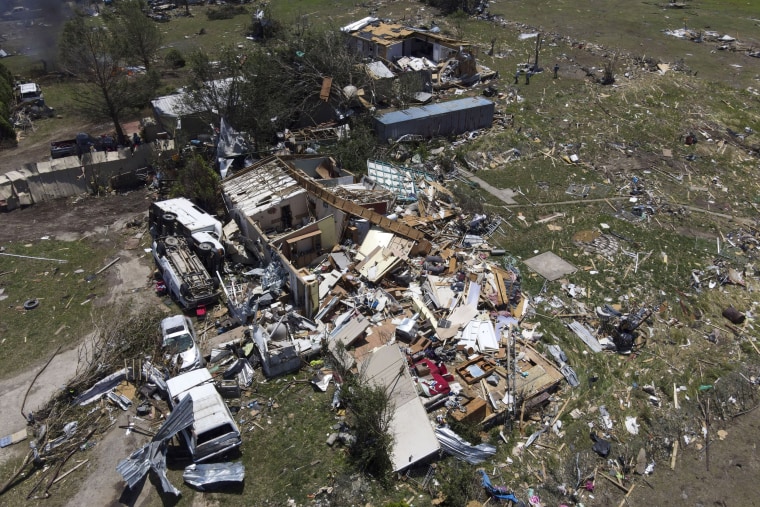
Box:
375;97;494;126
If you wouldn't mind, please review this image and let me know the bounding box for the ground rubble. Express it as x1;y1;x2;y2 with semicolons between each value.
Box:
2;159;759;506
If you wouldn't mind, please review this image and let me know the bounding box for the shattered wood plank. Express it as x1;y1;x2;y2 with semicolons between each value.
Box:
280;161;427;241
320;77;333;101
567;320;602;353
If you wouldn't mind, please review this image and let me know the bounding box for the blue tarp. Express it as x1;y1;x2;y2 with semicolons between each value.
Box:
479;470;520;503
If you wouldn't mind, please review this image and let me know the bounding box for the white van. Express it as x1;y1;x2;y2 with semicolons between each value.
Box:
165;368;242;462
149;198;225;256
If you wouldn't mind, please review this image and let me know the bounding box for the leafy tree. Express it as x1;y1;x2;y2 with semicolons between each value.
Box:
58;11;159;143
186;47;249;133
188;21;372;151
341;372;395;480
438;462;480;506
0;62;16;147
331;114;378;174
0;62;14;106
171;154;221;213
104;0;163;72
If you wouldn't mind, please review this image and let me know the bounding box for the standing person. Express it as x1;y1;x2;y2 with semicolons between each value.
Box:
514;69;520;84
525;70;531;85
553;63;559;79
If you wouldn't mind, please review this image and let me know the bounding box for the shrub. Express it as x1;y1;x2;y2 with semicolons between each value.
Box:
164;48;186;69
206;5;246;20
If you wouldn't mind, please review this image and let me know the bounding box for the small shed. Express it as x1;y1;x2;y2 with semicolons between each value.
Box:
373;97;494;142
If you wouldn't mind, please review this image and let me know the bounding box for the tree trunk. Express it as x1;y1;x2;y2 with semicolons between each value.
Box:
106;99;126;145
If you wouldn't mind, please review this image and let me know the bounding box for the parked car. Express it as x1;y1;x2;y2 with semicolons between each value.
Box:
165;368;242;462
160;314;204;372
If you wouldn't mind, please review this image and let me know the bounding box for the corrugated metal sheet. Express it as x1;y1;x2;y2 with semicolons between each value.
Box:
374;97;494;141
30;156;88;201
0;175;13;201
435;426;497;464
116;393;195;495
3;143;165;206
183;462;245;490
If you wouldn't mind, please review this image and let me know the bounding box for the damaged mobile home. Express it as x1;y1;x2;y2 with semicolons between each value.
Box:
341;17;497;90
211;153;566;433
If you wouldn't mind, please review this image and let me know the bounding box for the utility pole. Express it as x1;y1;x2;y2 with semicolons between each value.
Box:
534;33;542;71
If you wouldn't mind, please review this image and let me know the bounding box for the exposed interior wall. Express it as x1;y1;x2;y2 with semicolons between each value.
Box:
316;215;337;249
386;42;403;60
316;202;348;238
235;213;319;316
249;193;309;232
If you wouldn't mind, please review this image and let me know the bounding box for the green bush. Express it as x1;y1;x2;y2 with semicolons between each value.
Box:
206;5;246;20
164;48;186;69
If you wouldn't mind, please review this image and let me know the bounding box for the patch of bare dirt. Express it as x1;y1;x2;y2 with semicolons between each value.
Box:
0;189;154;244
626;410;760;507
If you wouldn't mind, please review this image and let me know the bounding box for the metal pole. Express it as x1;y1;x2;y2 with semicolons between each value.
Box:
0;252;67;263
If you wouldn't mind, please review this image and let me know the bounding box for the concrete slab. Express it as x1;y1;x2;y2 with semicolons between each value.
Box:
523;251;577;281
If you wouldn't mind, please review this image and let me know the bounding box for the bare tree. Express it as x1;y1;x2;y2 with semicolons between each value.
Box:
59;12;158;144
187;47;248;128
104;0;163;72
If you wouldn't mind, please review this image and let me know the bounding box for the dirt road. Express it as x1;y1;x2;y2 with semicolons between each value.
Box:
0;190;164;506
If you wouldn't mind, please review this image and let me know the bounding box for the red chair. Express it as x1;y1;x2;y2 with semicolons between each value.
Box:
196;304;207;320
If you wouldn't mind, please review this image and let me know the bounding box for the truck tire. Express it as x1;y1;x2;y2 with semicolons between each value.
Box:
162;212;177;235
198;242;214;261
164;236;179;247
180;283;190;297
23;298;40;310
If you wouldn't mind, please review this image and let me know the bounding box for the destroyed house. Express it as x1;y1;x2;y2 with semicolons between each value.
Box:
151;78;238;137
373;97;495;142
151;92;207;136
342;17;466;64
221;155;428;317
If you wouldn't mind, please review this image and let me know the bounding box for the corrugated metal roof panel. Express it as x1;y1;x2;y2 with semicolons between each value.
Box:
221;158;305;218
376;97;494;125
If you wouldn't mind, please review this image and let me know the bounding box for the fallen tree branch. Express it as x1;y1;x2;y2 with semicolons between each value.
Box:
0;450;33;496
22;345;63;420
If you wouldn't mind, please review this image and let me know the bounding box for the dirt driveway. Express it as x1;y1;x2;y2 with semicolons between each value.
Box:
0;190;152;244
0;188;169;505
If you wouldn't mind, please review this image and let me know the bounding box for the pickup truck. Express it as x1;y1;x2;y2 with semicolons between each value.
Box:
50;132;118;159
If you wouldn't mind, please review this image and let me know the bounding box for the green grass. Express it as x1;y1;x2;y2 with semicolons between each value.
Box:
141;368;415;507
0;239;114;379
